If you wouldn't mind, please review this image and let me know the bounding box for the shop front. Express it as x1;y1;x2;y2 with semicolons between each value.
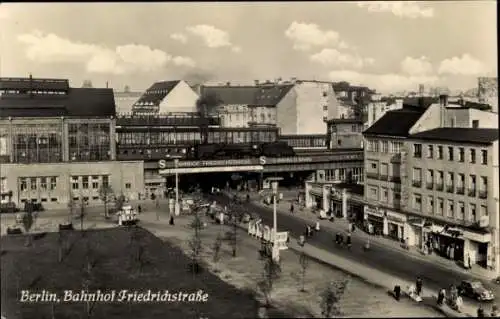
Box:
348;202;365;224
427;224;465;263
364;206;385;235
462;229;492;269
386;211;406;242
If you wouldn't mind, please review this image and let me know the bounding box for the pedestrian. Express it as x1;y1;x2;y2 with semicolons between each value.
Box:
393;285;401;301
137;205;142;214
455;295;463;312
437;288;445;306
346;233;352;250
246;194;250;203
169;215;175;225
477;305;485;318
290;203;294;214
315;220;320;232
416;277;423;296
351;223;356;232
491;305;498;317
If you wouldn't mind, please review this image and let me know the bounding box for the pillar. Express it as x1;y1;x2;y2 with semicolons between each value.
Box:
463;239;471;265
382;215;389;236
322;186;329;211
341;188;348;218
109;117;116;161
62;117;69;162
8;117;14;163
305;182;313;208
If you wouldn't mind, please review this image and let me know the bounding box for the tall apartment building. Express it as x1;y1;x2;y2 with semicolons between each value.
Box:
0;77;144;207
363;94;499;274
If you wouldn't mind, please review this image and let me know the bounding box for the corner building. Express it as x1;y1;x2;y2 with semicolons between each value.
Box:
0;77;144;207
363;94;499;274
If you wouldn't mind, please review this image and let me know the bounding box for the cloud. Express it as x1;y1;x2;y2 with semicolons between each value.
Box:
170;33;188;44
186;24;241;53
329;69;439;94
438;54;489;76
0;6;10;20
284;21;340;51
172;56;196;68
356;1;434;19
401;56;433;75
310;48;374;69
17;30;172;74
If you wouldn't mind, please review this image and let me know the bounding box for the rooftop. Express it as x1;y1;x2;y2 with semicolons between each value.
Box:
134;81;181;106
0;77;69;91
409;128;499;145
200;84;294;106
0;88;116;118
326;118;364;125
363;109;425;137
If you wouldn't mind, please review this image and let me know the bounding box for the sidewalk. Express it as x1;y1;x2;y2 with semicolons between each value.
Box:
253;194;497;282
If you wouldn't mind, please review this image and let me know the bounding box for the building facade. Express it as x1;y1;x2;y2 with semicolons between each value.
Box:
114;90;143;114
326;118;364;149
132;80;199;115
362;94;500;274
0;76;144;207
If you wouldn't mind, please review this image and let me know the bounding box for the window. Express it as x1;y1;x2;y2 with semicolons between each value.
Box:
71;176;79;190
50;198;57;202
373;141;379;152
351;125;357;132
338;139;342;145
20;178;27;191
50;177;57;190
447;200;454;218
92;196;99;201
426;169;434;183
82;176;89;189
125;183;131;189
413;193;422;211
469;204;476;222
413;143;422;158
412;168;422;181
457;202;465;220
447;147;454;161
447;172;454;187
472;120;479;128
39;177;47;190
323;105;328;111
427;145;434;158
437;146;443;159
481;150;488;165
381;187;388;202
428;196;434;214
470;149;476;163
102;175;109;187
92;180;99;189
458;148;464;162
381;141;388;153
30;178;37;190
470;175;476;190
369;186;378;200
480;205;488;217
371;163;377;170
392;141;402;153
437;198;444;215
83;196;89;202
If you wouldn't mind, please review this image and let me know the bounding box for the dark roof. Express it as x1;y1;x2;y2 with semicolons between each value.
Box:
200;84;294;106
0;77;69;91
134;81;180;106
409;128;499;144
0;88;116;118
403;97;438;109
363;109;425;137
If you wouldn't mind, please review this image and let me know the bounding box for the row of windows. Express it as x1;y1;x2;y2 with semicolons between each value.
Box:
367;185;401;203
283;137;326;148
412;193;488;221
413;144;488;165
412;168;488;193
71;175;109;190
20;176;58;191
366;139;404;153
324;167;364;183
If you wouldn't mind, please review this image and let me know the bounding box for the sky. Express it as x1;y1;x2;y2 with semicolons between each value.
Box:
0;1;497;94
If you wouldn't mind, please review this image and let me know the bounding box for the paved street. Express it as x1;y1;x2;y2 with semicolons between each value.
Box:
208;192;499;316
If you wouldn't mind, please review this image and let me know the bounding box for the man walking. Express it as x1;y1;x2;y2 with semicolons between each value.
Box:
416;277;423;296
290;203;294;214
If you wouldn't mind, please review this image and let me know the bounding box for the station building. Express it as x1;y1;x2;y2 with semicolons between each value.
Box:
0;76;144;208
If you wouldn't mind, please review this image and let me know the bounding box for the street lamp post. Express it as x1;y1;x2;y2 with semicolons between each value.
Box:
174;158;180;216
268;177;283;262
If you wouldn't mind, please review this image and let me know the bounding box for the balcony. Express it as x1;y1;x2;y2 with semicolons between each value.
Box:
366;172;379;180
456;187;465;195
446;185;454;193
426;183;434;190
379;175;388;181
412;180;422;188
479;191;488;199
468;189;476;197
389;176;401;183
436;184;444;191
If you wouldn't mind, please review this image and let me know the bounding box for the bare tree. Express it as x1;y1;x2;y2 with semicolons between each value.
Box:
22;205;34;247
189;212;203;276
320;277;350;318
212;233;223;264
115;193;126;212
257;250;281;308
98;185;114;219
298;248;309;292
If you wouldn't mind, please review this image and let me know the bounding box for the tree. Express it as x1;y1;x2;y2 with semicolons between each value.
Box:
257;251;281;308
189;212;204;276
124;85;131;93
78;198;88;235
115;193;126;212
298;248;309;292
67;197;75;224
99;185;114;219
319;277;350;318
212;233;223;264
22;205;34;247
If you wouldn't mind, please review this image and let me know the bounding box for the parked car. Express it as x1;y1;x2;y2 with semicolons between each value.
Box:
458;280;495;301
0;202;20;214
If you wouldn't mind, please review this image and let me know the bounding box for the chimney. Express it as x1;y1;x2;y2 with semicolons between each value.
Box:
439;94;448;107
254;80;259;86
106;81;109;89
226;81;231;86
